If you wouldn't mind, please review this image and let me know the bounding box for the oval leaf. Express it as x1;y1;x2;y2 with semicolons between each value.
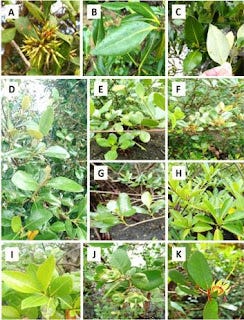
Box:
11;171;38;191
47;177;83;192
92;21;155;56
132;269;163;291
141;191;152;209
49;275;73;297
2;271;41;293
184;16;204;48
21;294;49;310
110;248;131;274
2;306;20;319
44;146;70;159
37;255;55;291
183;51;202;73
187;251;213;290
26;207;53;231
11;216;22;233
203;299;218;319
207;24;230;65
39;107;54;136
2;28;16;44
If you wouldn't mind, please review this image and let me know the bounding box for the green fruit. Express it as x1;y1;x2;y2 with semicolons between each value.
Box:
112;292;125;304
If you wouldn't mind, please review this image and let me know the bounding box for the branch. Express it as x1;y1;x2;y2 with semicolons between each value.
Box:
10;40;30;69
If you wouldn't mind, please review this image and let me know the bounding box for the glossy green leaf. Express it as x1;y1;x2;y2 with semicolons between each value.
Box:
24;1;45;22
183;51;202;73
92;21;155;56
26;207;52;231
132;269;163;291
153;92;165;109
110;248;131;274
141;118;159;127
2;270;41;293
39;107;54;136
2;306;20;319
2;28;16;44
11;216;22;233
207;24;230;65
15;17;39;38
37;255;55;291
169;269;187;285
21;294;49;309
222;222;243;237
224;210;244;222
203;299;218;319
104;149;118;160
192;222;212;233
50;275;73;297
118;193;137;217
44;146;70;159
187;251;212;290
47;177;83;192
11;170;38;191
184;16;204;48
126;2;159;22
213;228;223;240
92;18;105;45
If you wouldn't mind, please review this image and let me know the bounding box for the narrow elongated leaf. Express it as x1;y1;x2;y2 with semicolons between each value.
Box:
21;294;49;309
24;1;44;22
37;255;55;291
11;170;38;191
203;299;218;319
187;251;212;290
2;271;41;293
2;28;16;43
184;16;204;48
126;2;159;22
110;249;131;274
92;21;155;56
26;207;52;230
207;24;230;65
47;177;83;192
49;275;73;297
39;107;54;136
44;146;70;159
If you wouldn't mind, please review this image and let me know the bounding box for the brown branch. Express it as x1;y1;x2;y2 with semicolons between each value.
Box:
10;39;30;69
123;216;164;230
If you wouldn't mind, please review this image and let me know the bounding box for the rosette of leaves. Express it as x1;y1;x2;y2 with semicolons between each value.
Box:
84;1;165;75
2;255;80;319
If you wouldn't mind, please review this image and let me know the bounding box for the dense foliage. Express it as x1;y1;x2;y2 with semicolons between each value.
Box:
169;1;244;75
90;79;165;160
2;79;87;240
84;243;164;319
169;243;244;319
168;78;244;159
84;1;165;75
2;243;80;320
2;0;80;75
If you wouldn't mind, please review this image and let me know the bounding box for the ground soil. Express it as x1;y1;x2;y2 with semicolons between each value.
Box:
90;132;165;160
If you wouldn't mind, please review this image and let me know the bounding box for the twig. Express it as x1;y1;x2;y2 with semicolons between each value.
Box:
10;39;30;69
123;216;164;230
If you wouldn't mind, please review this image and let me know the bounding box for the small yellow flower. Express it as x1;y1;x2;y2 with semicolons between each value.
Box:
228;207;235;214
210;279;230;296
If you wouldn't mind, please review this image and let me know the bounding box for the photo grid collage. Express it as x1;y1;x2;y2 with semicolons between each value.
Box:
1;0;244;319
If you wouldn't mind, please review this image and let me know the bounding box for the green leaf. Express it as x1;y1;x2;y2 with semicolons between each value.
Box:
11;170;38;191
141;191;152;209
26;121;43;139
21;294;49;309
24;1;45;22
50;275;73;297
104;149;118;160
39;107;54;136
207;24;230;65
2;28;16;44
110;248;131;274
141;118;159;127
132;269;163;291
192;222;212;233
11;216;22;233
37;255;55;291
213;228;223;240
135;82;145;99
187;251;213;290
92;21;155;56
184;16;204;48
126;2;159;22
47;177;83;192
26;207;52;231
15;17;39;38
2;270;41;293
153;92;165;109
139;131;150;143
2;306;20;319
222;222;243;237
183;51;202;73
224;210;244;222
169;269;187;285
237;24;244;40
44;146;70;159
92;18;105;45
118;193;137;217
203;299;218;319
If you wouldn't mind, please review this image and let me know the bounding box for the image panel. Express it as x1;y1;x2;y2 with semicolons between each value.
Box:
1;0;80;75
168;162;244;241
168;243;244;319
90;79;165;160
168;1;244;76
1;79;87;240
83;1;165;76
83;242;165;319
168;78;244;160
90;162;165;240
2;243;81;319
